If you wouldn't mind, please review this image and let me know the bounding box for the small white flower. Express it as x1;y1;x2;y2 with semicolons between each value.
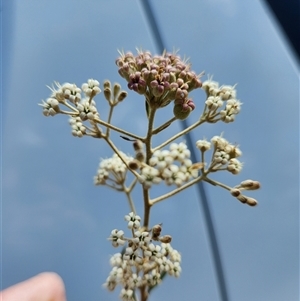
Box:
202;78;219;96
125;212;141;229
82;79;101;97
144;243;162;260
213;151;229;165
157;256;171;273
77;99;99;121
211;135;229;151
205;95;223;110
196;139;211;151
227;158;243;174
169;249;182;263
144;269;161;286
168;261;182;277
140;166;161;188
170;142;190;162
110;253;123;267
219;85;237;100
69;117;86;137
120;288;134;301
123;247;142;264
39;98;60;116
60;82;82;104
133;231;151;247
108;229;125;247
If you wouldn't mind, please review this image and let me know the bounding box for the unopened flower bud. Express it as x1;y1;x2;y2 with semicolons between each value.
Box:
104;87;111;102
230;188;241;197
159;235;172;243
173;103;191;120
239;180;261;190
135;151;145;162
103;80;111;89
113;83;121;99
236;194;247;204
117;91;127;102
246;197;258;206
237;194;258;206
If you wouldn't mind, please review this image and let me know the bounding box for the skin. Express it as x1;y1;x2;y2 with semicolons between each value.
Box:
0;272;66;301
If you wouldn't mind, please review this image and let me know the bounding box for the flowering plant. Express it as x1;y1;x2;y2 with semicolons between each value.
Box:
39;49;260;301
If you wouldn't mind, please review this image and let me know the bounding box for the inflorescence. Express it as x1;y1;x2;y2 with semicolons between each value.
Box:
38;49;260;301
104;212;181;301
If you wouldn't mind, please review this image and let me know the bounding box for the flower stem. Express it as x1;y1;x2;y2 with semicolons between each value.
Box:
94;117;142;140
142;103;157;229
152;117;206;152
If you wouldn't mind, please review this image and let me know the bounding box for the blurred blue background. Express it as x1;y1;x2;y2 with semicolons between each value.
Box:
2;1;299;300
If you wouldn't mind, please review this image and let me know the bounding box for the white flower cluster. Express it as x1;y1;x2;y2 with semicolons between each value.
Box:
196;135;243;174
144;141;198;187
104;212;182;300
94;152;134;187
39;80;101;134
202;78;241;123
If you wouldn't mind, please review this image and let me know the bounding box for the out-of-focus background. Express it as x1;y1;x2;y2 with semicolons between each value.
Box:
2;1;299;301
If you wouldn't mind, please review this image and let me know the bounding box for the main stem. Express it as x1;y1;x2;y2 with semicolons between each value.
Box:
142;102;157;229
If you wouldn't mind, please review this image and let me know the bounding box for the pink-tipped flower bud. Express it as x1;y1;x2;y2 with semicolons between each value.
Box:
173;98;195;120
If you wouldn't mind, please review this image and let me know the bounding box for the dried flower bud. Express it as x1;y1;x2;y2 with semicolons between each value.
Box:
133;140;144;152
159;235;172;243
230;188;241;197
128;160;140;170
152;224;162;240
